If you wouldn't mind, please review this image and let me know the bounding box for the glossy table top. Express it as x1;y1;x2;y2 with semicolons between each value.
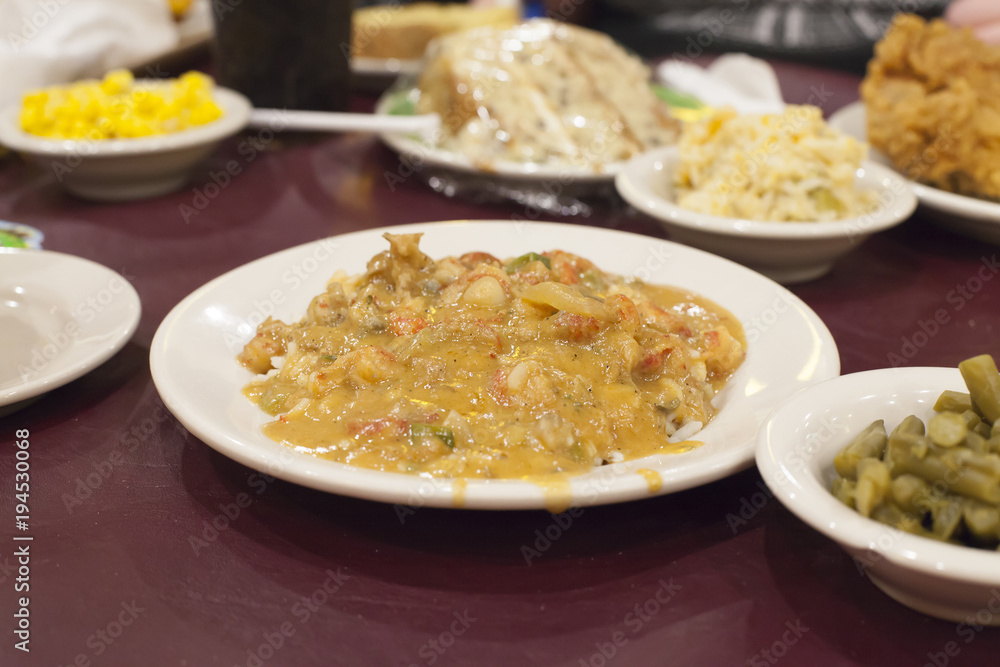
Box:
1;59;999;667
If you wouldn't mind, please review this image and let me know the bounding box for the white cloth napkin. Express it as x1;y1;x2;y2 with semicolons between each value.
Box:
0;0;180;109
656;53;786;115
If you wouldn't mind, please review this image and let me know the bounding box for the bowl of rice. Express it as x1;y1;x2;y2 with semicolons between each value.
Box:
615;105;917;284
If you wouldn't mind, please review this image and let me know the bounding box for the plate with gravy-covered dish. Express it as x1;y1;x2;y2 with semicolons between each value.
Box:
376;20;681;184
150;221;839;510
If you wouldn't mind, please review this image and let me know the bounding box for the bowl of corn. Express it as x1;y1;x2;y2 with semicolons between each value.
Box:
756;356;1000;624
0;70;251;201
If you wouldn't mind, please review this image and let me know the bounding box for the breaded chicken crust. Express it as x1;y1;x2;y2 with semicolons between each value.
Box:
861;15;1000;200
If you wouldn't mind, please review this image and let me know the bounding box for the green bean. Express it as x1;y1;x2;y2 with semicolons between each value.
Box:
871;501;925;535
934;390;973;414
958;354;1000;424
963;499;1000;542
890;474;930;515
930;497;964;540
965;431;989;453
889;439;1000;504
961;409;983;431
888;430;930;466
834;420;887;480
974;422;993;439
831;477;856;509
927;412;968;447
992;421;1000;438
856;458;891;517
988;436;1000;455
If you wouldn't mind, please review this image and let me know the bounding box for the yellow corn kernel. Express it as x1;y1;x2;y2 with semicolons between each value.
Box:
20;70;224;140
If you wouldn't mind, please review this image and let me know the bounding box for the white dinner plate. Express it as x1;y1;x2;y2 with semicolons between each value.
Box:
376;88;623;182
149;221;840;510
352;56;422;77
828;101;1000;245
0;249;141;407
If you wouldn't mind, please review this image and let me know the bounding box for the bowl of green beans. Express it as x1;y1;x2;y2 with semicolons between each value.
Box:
756;355;1000;624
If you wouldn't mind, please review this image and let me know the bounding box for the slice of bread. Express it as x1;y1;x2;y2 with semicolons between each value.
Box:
352;3;518;60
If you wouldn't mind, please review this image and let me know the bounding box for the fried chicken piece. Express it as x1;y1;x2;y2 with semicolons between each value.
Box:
860;15;1000;200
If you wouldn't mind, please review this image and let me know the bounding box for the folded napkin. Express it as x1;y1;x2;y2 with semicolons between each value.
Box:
657;53;786;115
0;0;180;109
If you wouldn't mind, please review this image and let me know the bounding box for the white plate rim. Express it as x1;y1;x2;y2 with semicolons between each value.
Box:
375;88;623;182
0;87;251;158
828;101;1000;224
0;248;142;406
352;56;422;77
756;366;1000;583
615;146;917;239
150;220;841;510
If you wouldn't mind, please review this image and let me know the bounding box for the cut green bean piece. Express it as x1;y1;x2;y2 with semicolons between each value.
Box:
959;354;1000;424
856;458;891;517
987;436;1000;455
965;431;989;453
930;497;965;540
888;431;930;469
935;390;973;414
831;477;857;509
889;438;1000;504
928;412;968;447
834;420;887;480
890;474;930;515
961;410;983;430
962;499;1000;542
871;501;925;535
974;422;993;439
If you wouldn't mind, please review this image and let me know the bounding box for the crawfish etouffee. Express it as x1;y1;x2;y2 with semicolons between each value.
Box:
239;234;745;478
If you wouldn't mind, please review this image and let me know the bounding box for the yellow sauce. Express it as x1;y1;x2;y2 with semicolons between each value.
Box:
451;478;467;508
240;234;745;482
636;468;663;494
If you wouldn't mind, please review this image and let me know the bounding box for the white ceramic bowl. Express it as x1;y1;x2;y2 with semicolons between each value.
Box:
615;146;918;284
0;87;251;201
757;367;1000;624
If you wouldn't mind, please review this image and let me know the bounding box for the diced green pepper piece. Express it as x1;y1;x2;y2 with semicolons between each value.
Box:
410;424;455;449
506;252;551;273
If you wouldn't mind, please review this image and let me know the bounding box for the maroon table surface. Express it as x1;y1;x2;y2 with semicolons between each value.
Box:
2;60;999;667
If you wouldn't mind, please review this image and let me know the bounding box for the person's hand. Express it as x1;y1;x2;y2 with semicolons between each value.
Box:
946;0;1000;44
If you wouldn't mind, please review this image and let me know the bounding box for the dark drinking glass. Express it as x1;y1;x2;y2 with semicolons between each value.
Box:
212;0;354;111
